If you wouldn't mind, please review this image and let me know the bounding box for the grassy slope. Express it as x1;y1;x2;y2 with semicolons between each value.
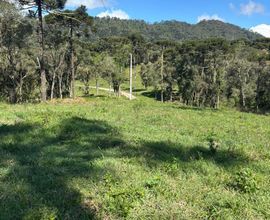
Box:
0;91;270;219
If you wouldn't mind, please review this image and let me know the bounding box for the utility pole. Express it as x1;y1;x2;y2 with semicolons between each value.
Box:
130;53;133;100
70;26;75;99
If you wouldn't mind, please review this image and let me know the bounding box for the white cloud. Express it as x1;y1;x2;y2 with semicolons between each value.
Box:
240;1;264;16
66;0;107;9
250;24;270;37
97;9;129;19
197;14;225;22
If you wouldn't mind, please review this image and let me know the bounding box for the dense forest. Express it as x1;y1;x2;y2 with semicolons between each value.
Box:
1;1;270;112
93;18;263;41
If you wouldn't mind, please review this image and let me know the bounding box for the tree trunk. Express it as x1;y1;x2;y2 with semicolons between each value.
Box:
240;74;247;109
216;91;220;109
69;26;75;99
18;73;23;103
255;70;262;112
8;88;16;104
155;89;158;100
58;74;63;99
95;73;99;96
129;53;133;100
160;49;164;103
51;50;65;100
84;83;89;95
51;71;56;100
161;91;164;103
240;85;246;108
37;0;47;102
133;57;136;91
70;49;75;98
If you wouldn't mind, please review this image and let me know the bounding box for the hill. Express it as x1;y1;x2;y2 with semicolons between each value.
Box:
93;18;263;41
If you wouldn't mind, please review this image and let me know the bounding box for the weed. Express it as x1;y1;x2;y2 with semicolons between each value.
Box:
231;168;259;193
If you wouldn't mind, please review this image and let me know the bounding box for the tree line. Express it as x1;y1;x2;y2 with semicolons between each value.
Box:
0;0;92;102
0;1;270;112
139;38;270;112
92;18;262;41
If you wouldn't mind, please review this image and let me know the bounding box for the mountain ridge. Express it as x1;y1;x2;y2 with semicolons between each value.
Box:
93;17;263;41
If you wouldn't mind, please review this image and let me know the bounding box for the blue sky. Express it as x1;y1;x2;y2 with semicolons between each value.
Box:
65;0;270;37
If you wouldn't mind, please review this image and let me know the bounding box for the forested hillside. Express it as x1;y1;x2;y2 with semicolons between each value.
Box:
92;18;263;41
1;1;270;112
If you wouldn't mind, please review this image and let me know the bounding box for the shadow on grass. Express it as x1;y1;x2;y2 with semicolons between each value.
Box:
141;91;158;100
0;118;250;219
120;141;250;169
0;117;124;220
132;89;147;93
81;94;95;97
171;105;205;111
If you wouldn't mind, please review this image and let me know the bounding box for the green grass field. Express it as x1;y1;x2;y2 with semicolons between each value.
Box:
0;89;270;219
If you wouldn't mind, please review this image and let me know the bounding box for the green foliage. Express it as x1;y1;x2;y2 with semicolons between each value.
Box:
256;63;270;111
1;3;270;111
231;169;259;193
45;5;93;28
93;18;262;41
18;0;67;10
206;199;238;220
0;1;36;103
144;176;161;189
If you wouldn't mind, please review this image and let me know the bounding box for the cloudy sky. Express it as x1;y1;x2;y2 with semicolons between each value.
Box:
65;0;270;37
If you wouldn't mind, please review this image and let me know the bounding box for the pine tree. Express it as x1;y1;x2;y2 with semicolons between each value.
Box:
17;0;67;101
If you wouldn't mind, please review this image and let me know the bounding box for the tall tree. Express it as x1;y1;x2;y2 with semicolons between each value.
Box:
256;62;270;111
18;0;67;101
45;5;93;98
0;1;34;103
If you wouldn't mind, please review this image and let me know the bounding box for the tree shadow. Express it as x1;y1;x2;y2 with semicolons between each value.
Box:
132;89;147;93
120;140;250;169
171;105;205;111
0;117;124;220
141;91;178;103
81;94;95;97
0;118;251;219
141;91;159;100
